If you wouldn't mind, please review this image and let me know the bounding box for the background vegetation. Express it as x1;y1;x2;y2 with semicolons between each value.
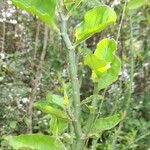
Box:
0;0;150;149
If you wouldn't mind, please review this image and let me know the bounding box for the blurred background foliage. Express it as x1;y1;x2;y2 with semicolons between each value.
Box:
0;0;150;149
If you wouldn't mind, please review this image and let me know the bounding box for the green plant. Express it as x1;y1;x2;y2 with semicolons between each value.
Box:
5;0;123;149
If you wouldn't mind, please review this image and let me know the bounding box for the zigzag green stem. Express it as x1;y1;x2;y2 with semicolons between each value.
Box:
59;11;83;150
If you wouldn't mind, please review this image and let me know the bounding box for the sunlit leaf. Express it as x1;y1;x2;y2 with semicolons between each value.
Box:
6;134;64;150
94;38;117;61
84;51;109;74
75;5;116;45
91;114;122;133
84;38;121;90
94;55;121;90
12;0;57;29
92;38;121;90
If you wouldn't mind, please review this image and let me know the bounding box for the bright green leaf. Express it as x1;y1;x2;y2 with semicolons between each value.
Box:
94;55;121;90
75;5;117;45
5;134;64;150
84;38;121;90
128;0;146;10
12;0;57;29
84;51;109;74
94;38;117;61
92;114;122;133
93;38;121;90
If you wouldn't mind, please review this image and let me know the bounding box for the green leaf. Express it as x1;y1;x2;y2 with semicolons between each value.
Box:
64;0;82;11
12;0;57;29
46;92;64;108
94;38;117;61
93;39;121;90
50;117;68;135
75;5;117;45
128;0;146;10
94;55;121;90
92;114;122;133
5;134;64;150
84;38;121;90
34;101;69;120
84;51;109;75
34;93;69;120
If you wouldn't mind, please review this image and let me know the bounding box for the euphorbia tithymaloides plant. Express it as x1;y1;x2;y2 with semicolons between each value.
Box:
5;0;122;150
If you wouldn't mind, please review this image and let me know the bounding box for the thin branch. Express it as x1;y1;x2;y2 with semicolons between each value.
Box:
111;13;134;150
34;21;40;60
116;0;128;44
28;25;49;133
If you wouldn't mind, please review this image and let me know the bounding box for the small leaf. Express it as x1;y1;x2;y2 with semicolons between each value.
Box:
34;101;69;120
84;51;109;74
92;114;122;133
92;39;121;90
34;93;69;120
64;0;82;11
5;134;64;150
84;38;121;90
94;55;121;90
94;38;117;61
12;0;57;29
50;117;68;135
46;92;64;108
75;5;116;45
128;0;146;10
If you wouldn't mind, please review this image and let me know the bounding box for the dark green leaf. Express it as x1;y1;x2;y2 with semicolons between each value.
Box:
92;114;122;133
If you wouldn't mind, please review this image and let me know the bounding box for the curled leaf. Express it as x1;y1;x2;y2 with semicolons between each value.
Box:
84;38;121;90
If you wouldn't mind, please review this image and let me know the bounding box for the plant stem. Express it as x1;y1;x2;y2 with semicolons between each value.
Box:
59;11;83;150
116;0;128;44
84;83;99;135
111;0;128;115
111;14;134;150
